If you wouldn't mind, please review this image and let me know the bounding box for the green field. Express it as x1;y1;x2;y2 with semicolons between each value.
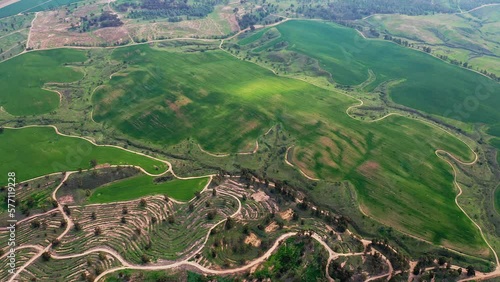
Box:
0;127;168;184
491;137;500;165
362;5;500;76
89;43;489;255
488;124;500;137
495;182;500;215
0;0;82;19
87;174;209;203
0;49;85;115
268;20;500;125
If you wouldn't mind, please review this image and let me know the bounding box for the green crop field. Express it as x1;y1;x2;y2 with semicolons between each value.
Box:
89;43;488;255
491;138;500;165
362;5;500;77
496;187;500;215
0;127;168;185
488;124;500;137
86;174;209;203
0;49;85;115
0;0;82;19
269;20;500;125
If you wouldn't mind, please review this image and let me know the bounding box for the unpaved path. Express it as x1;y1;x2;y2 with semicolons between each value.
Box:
456;3;500;14
26;12;38;49
284;146;320;181
7;173;70;282
196;125;276;158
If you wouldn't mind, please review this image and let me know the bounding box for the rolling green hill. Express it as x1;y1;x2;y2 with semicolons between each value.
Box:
0;49;85;115
270;20;500;125
0;127;168;184
91;44;487;255
87;175;209;203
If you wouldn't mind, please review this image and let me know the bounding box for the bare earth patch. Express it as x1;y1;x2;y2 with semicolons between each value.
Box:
94;163;111;169
29;6;130;49
58;195;74;205
278;208;293;221
244;232;261;247
251;190;269;202
357;160;380;179
265;221;278;233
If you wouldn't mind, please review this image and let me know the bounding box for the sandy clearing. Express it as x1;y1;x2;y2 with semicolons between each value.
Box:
58;195;74;205
264;221;278;233
251;190;269;202
278;208;293;221
244;232;261;247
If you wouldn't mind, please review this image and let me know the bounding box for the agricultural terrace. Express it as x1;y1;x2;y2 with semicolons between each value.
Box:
0;49;85;115
87;175;209;203
89;43;487;255
0;127;168;185
55;191;238;264
247;20;500;125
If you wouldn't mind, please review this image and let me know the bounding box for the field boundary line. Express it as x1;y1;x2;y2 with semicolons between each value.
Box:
283;146;320;181
2;125;217;181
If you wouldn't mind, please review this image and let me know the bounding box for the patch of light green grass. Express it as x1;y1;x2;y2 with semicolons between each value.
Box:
87;174;209;203
0;127;168;185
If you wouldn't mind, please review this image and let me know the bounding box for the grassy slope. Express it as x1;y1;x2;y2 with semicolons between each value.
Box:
0;127;167;184
0;49;85;115
91;44;486;255
87;174;209;203
363;5;500;75
274;20;500;125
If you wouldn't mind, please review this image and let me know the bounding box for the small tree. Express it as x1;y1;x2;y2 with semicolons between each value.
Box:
207;210;216;220
89;159;98;168
225;216;233;230
164;194;169;202
31;220;41;229
194;191;201;199
74;222;82;231
212;188;217;197
144;240;152;250
122;206;128;215
91;211;97;220
121;216;127;224
42;251;51;261
242;224;249;235
412;266;420;276
94;226;102;236
60;219;67;228
189;203;194;212
466;266;475;277
98;252;106;261
139;198;147;208
52;238;60;247
167;215;175;224
141;254;150;264
63;205;71;215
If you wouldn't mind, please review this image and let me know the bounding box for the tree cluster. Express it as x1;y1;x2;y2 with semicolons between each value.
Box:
71;11;123;33
120;0;226;21
293;0;484;20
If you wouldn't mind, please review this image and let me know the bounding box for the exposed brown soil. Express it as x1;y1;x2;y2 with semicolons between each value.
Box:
244;232;261;247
